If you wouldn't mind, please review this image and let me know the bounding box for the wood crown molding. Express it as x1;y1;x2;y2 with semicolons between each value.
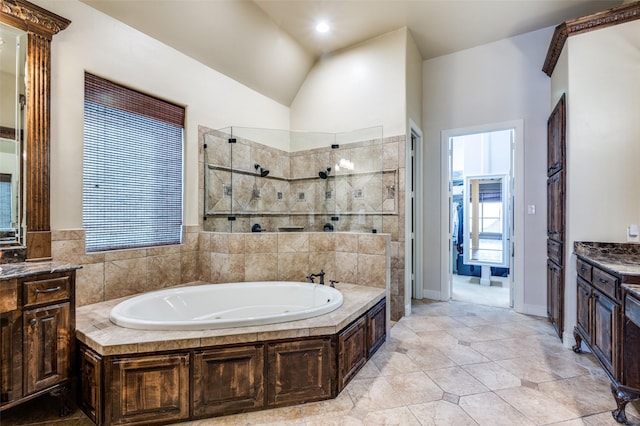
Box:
0;0;70;37
543;1;640;77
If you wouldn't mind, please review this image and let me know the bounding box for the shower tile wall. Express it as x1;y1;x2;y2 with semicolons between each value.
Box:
199;126;407;321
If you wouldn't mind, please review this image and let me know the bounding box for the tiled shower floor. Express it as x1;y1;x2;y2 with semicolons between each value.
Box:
2;299;638;425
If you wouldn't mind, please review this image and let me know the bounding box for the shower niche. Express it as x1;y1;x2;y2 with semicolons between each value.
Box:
203;126;396;233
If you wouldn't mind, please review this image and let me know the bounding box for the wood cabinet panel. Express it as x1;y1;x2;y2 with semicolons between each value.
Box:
367;299;386;358
592;290;618;377
547;260;564;339
547;93;566;177
108;353;189;425
23;302;71;394
547;171;565;242
267;338;333;407
79;347;102;425
0;310;22;403
592;268;619;301
337;316;366;392
192;345;264;417
576;277;592;345
0;280;18;313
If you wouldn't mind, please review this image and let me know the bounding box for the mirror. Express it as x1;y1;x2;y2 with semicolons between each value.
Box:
463;174;509;268
0;1;70;261
0;23;27;245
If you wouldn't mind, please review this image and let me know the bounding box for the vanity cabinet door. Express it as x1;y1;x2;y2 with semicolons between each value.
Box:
267;338;333;407
547;259;564;339
108;353;189;426
338;316;367;392
592;289;618;377
576;277;592;345
23;302;71;394
367;299;386;357
192;345;265;417
0;310;22;404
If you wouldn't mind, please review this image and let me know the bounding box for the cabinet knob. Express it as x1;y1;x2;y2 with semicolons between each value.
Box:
29;318;37;326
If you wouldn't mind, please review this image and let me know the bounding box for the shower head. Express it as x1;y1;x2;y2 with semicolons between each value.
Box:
254;163;269;177
319;166;332;179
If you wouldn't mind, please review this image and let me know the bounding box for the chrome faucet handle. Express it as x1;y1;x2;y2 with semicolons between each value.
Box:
306;274;315;283
329;280;339;288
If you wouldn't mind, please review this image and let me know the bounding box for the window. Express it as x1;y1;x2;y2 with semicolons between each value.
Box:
83;73;184;252
0;173;12;230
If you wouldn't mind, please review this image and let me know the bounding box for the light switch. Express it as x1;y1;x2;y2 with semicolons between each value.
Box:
527;204;536;215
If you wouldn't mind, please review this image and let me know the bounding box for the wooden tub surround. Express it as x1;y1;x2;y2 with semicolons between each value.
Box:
75;282;386;426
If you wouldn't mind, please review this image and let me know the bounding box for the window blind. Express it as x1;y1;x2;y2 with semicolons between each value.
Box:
83;73;184;252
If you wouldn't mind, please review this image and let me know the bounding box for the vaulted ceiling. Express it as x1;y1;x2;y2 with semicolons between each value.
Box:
81;0;623;106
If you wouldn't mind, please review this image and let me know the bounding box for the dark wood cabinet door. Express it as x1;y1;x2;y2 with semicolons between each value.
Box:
367;299;386;357
547;260;564;339
192;345;264;417
576;278;592;344
338;316;367;391
547;171;565;242
23;302;71;394
593;290;618;377
79;346;102;425
547;93;566;177
108;353;189;425
0;310;22;404
267;338;332;407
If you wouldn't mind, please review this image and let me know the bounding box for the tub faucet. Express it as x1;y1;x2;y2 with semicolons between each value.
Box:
306;270;325;285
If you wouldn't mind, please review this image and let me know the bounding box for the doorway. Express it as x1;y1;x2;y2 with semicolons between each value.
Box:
441;121;524;310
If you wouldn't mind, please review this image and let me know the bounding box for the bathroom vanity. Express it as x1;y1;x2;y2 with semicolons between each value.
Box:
573;242;640;423
0;262;80;414
75;283;386;426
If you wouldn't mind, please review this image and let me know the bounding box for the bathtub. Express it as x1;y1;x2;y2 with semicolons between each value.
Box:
109;281;343;331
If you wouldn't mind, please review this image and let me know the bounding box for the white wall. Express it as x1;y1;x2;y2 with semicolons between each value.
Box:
32;0;290;231
423;26;553;314
559;20;640;344
290;28;407;139
406;31;423;133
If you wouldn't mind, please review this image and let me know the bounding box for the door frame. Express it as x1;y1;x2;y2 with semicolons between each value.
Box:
406;120;424;316
440;120;524;312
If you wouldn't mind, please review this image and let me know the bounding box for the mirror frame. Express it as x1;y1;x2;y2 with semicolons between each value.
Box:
462;174;509;268
0;0;70;260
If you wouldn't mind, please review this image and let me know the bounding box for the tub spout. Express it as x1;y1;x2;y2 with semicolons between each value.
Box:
306;270;325;285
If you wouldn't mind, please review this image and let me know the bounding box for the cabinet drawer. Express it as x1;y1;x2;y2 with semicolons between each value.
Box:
547;239;563;265
626;294;640;328
576;259;592;283
592;268;619;301
23;276;70;307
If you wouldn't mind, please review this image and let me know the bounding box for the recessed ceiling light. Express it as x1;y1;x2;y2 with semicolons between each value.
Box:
316;21;330;33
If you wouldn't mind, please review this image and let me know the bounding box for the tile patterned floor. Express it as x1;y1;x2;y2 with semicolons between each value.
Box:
2;299;639;425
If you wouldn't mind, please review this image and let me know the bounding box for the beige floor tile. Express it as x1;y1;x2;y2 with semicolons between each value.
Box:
345;376;406;416
495;385;584;424
305;416;365;426
301;390;355;420
425;366;489;396
537;375;617;417
371;348;421;376
408;400;478;426
404;344;457;370
435;343;489;366
362;406;421;425
385;371;444;404
459;392;535;426
497;355;564;384
462;361;522;390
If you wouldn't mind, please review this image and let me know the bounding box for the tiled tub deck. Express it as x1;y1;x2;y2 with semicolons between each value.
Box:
75;282;387;425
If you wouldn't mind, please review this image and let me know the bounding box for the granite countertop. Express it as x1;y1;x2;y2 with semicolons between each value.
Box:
574;241;640;278
76;282;386;356
0;261;82;280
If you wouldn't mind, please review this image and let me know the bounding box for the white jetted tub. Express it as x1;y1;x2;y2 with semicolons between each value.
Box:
109;281;343;331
